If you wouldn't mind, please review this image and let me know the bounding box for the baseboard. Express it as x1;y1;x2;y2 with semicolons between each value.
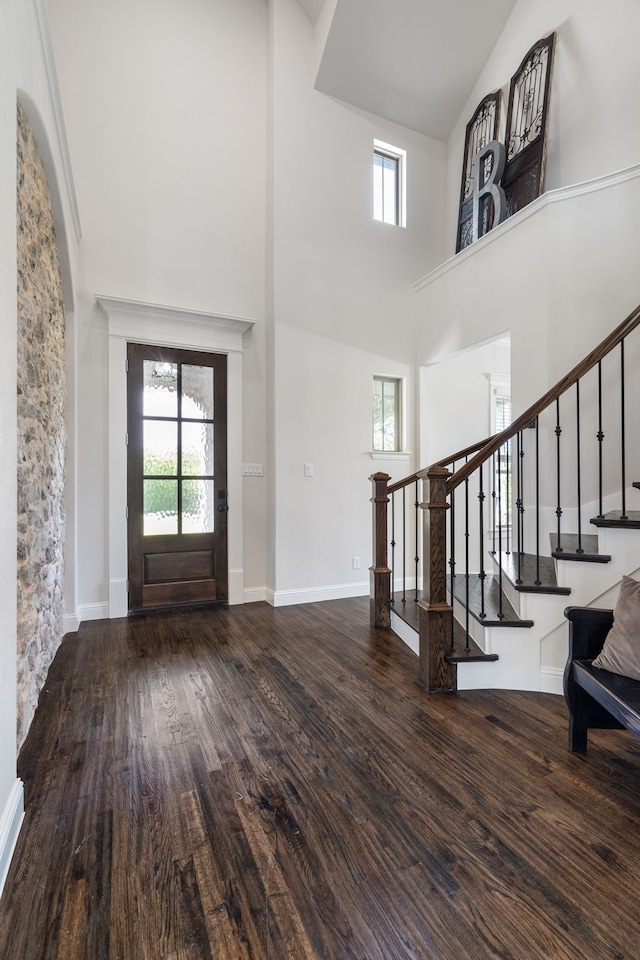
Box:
272;581;369;607
540;667;564;696
243;587;269;603
78;602;110;623
228;568;244;605
0;780;24;898
64;613;79;634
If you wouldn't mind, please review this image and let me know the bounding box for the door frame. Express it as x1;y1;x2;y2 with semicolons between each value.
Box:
100;295;255;618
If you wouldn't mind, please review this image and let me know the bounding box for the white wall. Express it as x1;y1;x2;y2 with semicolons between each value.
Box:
421;337;510;466
270;0;445;595
47;0;269;607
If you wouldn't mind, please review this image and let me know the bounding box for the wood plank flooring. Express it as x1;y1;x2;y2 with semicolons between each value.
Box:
1;598;640;959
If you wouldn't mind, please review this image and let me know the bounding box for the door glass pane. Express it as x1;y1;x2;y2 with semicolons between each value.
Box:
182;422;214;476
182;479;214;533
182;364;214;420
144;421;178;476
144;479;178;535
143;360;178;417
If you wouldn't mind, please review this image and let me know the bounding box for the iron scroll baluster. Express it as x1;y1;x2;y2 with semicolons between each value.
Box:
555;398;562;553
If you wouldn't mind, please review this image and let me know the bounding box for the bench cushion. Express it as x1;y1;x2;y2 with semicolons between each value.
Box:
592;575;640;680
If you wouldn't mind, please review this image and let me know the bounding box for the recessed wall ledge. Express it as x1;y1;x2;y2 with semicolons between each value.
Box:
413;161;640;293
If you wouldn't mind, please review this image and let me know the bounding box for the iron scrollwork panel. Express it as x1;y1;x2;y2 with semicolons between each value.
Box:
456;92;501;252
503;33;556;218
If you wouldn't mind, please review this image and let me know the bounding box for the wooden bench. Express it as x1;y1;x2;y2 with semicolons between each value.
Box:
564;605;640;752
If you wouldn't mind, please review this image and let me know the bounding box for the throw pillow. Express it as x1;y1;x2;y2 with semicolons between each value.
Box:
592;575;640;680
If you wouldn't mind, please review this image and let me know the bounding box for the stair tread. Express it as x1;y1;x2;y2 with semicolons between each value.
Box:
390;592;420;631
549;533;611;563
447;619;498;662
449;574;533;628
591;510;640;529
390;592;500;661
494;551;571;594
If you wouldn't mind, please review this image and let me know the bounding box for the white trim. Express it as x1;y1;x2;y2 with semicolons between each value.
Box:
243;587;269;603
0;781;24;898
100;296;256;617
370;451;411;461
271;581;369;607
414;162;640;292
390;612;419;655
540;667;564;696
33;0;82;241
64;613;79;634
78;602;110;623
96;296;255;344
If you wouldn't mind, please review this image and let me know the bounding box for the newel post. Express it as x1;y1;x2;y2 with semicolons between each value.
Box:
418;465;457;691
369;472;391;628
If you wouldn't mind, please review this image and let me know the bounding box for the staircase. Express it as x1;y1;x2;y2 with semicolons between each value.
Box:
370;303;640;694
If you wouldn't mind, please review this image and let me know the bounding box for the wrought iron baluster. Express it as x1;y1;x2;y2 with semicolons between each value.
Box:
402;487;406;603
516;431;523;584
449;461;456;651
390;492;396;607
449;460;456;583
464;463;470;651
505;435;511;555
414;479;420;603
621;339;627;519
535;416;541;585
597;360;604;519
479;464;486;620
576;380;583;553
555;397;562;553
491;454;496;556
497;444;504;619
518;430;526;571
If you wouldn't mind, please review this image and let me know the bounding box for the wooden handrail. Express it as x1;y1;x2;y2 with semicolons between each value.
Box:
433;436;493;469
388;437;492;494
445;302;640;495
388;472;419;494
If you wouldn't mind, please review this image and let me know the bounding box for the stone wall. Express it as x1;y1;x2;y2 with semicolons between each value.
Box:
16;104;67;749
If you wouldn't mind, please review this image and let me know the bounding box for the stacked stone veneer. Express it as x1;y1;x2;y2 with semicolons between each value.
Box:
16;104;67;749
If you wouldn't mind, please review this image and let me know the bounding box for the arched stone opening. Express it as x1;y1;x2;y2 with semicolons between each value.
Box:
16;103;67;748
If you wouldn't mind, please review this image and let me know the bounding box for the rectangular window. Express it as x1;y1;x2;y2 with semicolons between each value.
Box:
373;376;402;452
373;140;406;226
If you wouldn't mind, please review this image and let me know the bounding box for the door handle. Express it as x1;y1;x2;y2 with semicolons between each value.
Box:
217;504;229;512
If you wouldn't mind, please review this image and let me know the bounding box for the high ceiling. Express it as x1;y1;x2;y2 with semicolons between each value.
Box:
297;0;517;141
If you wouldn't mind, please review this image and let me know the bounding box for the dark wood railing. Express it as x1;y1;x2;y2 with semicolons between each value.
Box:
371;302;640;691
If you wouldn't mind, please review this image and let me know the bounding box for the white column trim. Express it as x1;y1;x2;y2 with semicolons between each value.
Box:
33;0;82;241
99;296;256;617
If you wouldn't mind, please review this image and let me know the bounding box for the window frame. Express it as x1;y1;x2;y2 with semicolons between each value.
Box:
372;375;403;453
373;139;406;227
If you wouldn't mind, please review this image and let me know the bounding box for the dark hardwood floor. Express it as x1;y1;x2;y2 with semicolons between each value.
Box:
1;597;639;959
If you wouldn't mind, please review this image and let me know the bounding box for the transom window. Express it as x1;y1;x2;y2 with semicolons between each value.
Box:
373;140;406;227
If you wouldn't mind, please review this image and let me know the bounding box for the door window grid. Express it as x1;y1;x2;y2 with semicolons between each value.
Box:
142;359;216;536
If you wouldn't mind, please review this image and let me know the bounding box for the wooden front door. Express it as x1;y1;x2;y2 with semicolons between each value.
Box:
127;342;228;613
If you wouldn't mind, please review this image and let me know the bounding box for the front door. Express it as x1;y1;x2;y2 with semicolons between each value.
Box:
127;342;228;613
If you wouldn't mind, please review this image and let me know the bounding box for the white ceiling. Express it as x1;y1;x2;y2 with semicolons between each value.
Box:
297;0;517;141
